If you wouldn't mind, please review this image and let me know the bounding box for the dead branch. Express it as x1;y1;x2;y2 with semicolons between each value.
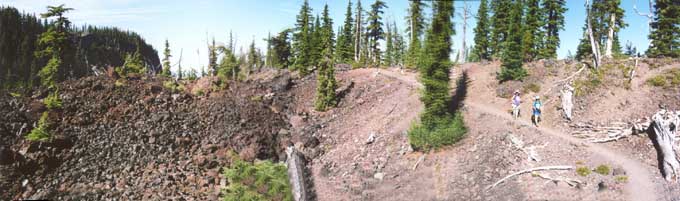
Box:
533;172;583;187
412;154;426;171
571;118;652;143
486;166;574;191
507;134;541;162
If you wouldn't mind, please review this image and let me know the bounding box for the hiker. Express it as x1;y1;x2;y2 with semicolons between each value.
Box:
532;96;542;127
511;90;521;119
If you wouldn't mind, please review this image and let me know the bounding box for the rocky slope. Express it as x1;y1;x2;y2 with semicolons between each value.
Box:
0;74;302;200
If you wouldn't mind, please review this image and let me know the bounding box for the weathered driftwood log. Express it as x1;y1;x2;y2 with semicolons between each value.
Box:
286;146;309;201
650;110;680;182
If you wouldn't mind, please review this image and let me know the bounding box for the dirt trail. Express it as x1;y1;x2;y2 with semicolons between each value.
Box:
459;64;658;201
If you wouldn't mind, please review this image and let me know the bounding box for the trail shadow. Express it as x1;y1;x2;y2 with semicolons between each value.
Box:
449;70;470;114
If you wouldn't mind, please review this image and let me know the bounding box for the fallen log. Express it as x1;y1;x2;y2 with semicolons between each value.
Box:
286;146;309;201
650;110;680;182
485;165;574;191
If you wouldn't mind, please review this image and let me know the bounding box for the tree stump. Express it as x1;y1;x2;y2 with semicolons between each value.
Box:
286;146;309;201
650;110;680;182
561;84;574;121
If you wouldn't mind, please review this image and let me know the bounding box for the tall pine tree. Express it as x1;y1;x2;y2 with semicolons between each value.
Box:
489;0;511;59
405;0;427;68
366;0;387;66
384;21;394;66
208;37;218;76
521;0;543;62
540;0;567;59
498;0;527;81
392;21;406;67
161;39;172;77
292;0;313;75
472;0;490;61
353;0;364;63
320;4;335;57
335;1;354;63
409;0;465;151
647;0;679;58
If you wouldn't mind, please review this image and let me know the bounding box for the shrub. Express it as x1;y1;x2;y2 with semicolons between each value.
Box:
576;166;591;177
524;83;541;93
26;112;51;141
646;75;667;87
10;92;22;97
222;157;293;201
114;79;126;88
44;91;62;109
195;89;205;96
615;175;628;183
594;164;610;175
408;112;467;151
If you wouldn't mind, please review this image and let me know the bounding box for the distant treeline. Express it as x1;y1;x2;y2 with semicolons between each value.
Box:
0;6;160;88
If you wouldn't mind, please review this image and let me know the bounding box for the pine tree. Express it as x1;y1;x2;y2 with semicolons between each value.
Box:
419;0;455;125
472;0;490;61
602;0;627;57
540;0;567;59
353;0;364;63
269;29;292;69
366;0;387;66
265;32;273;67
498;0;527;81
314;55;337;111
405;0;427;68
247;39;259;74
392;21;406;67
320;4;335;57
410;0;465;150
335;1;354;63
292;0;313;75
311;15;322;66
384;21;394;66
209;37;218;76
521;0;543;62
489;0;511;58
35;4;73;90
647;0;679;58
161;39;172;77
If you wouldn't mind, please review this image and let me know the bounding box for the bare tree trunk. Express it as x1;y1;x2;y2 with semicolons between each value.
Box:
633;0;655;45
457;3;470;63
354;12;362;62
651;110;680;182
561;83;575;121
586;0;601;69
604;14;616;58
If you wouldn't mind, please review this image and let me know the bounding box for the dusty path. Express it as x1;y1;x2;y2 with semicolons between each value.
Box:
459;65;658;201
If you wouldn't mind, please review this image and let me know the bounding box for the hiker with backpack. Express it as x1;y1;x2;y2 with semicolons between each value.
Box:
532;96;542;127
511;90;521;119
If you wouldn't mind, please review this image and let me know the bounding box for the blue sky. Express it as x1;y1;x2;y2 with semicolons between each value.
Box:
1;0;654;72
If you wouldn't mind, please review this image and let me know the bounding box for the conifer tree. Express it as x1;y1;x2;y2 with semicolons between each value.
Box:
521;0;543;62
366;0;387;66
540;0;567;59
269;29;292;68
35;4;73;90
247;39;259;74
353;0;364;63
161;39;172;77
472;0;490;61
311;15;323;66
209;37;218;76
405;0;428;68
314;55;337;111
265;32;273;67
602;0;627;57
489;0;511;58
320;4;335;57
498;0;527;81
392;21;406;67
647;0;679;58
292;0;313;75
335;1;354;63
384;21;394;66
410;0;465;150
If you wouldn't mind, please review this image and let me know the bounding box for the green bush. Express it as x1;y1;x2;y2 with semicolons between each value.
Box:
26;112;51;141
408;112;467;151
576;166;591;177
646;75;667;87
44;91;62;109
10;92;22;97
524;83;541;93
222;157;293;201
594;164;610;175
615;175;628;183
